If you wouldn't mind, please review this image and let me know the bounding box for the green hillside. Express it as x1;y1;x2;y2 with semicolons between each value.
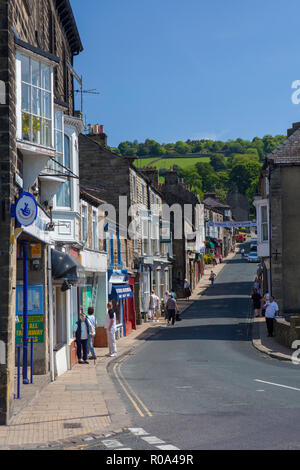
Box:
134;155;211;171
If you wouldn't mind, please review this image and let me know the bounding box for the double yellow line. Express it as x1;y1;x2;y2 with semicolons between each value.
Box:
113;358;152;418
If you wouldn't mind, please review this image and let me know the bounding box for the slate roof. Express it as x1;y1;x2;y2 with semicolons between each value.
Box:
203;197;230;210
267;128;300;165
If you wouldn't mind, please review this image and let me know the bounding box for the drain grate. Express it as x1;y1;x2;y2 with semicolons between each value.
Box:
63;422;82;429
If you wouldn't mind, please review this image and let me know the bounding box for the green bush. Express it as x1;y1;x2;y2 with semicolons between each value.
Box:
204;254;213;264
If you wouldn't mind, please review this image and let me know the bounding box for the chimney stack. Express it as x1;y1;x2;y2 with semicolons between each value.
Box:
87;123;107;146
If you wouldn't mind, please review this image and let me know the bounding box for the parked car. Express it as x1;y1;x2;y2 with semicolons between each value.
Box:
248;251;260;263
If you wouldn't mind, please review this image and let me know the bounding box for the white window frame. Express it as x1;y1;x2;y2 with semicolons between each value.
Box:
260;205;268;242
16;51;54;148
92;208;98;250
81;202;88;243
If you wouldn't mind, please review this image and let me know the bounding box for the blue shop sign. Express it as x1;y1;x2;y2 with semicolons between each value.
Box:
110;284;133;300
15;192;38;227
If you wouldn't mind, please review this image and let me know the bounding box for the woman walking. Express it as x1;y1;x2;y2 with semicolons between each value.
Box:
251;289;262;317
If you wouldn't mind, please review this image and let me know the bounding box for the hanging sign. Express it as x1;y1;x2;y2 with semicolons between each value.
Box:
15;192;38;227
207;221;257;228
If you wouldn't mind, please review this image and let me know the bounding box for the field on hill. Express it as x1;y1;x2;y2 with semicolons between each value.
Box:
134;155;211;170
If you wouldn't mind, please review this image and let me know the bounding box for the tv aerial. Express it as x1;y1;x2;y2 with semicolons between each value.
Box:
74;77;100;114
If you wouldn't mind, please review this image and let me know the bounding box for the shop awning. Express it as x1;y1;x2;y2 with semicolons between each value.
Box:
110;284;133;300
51;249;85;284
206;241;215;249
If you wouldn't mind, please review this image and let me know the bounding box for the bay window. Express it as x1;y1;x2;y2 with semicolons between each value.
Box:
17;52;53;147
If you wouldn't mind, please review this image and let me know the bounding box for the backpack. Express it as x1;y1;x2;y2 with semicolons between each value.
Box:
87;317;95;336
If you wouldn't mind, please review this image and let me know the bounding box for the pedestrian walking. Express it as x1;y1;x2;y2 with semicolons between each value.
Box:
251;289;262;317
104;302;117;357
184;279;191;300
257;264;263;280
209;270;216;287
87;307;97;360
212;256;217;266
241;248;245;257
166;294;179;326
253;277;260;292
170;288;177;299
148;291;157;322
164;291;169;322
219;254;223;264
74;311;91;364
263;296;279;337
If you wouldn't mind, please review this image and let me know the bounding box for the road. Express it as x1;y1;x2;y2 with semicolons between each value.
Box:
72;250;300;450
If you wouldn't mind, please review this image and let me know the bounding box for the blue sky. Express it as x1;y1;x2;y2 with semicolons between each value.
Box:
71;0;300;148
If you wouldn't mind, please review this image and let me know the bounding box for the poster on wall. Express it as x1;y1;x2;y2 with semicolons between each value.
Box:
15;285;44;344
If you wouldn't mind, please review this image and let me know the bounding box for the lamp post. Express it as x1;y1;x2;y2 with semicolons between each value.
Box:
22;241;29;384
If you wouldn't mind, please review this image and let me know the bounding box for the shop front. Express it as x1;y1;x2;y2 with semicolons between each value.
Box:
108;269;135;338
51;248;85;376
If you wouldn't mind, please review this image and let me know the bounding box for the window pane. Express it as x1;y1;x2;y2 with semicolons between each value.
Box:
55;109;63;131
22;113;30;141
64;135;70;168
21;83;31;112
31;60;40;87
57;180;71;207
41;64;51;90
32;116;41;144
56;131;62;154
32;87;41;116
42;91;51;119
42;119;51;147
261;206;267;223
21;55;30;83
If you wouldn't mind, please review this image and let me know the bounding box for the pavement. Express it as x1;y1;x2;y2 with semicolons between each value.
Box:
0;247;296;449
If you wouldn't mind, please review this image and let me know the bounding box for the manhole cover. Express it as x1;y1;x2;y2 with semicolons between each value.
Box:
63;422;82;429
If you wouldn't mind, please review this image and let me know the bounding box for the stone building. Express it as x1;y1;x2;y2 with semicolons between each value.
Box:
79;126;174;321
0;0;83;424
254;122;300;314
203;193;234;258
159;169;206;295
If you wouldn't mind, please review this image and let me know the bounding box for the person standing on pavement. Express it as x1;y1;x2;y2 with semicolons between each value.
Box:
219;254;223;264
87;307;98;360
263;296;279;337
104;302;117;357
166;293;179;326
251;289;262;317
148;291;156;322
184;279;191;300
74;311;91;364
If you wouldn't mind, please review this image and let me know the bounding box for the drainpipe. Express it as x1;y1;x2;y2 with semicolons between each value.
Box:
48;245;55;382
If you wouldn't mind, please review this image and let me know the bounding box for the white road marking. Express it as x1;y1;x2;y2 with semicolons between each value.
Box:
157;445;180;450
128;428;149;436
101;439;124;448
141;436;165;445
255;379;300;392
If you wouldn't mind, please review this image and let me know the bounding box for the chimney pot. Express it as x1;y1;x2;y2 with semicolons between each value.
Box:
100;125;104;134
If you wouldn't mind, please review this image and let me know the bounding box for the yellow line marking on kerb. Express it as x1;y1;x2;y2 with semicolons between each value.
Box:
112;358;152;417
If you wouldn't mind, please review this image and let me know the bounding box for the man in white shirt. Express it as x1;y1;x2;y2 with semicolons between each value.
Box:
264;296;279;337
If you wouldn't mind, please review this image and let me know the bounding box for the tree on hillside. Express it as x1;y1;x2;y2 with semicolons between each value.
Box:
210;154;227;171
174;141;191;154
195;162;218;192
229;160;262;194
